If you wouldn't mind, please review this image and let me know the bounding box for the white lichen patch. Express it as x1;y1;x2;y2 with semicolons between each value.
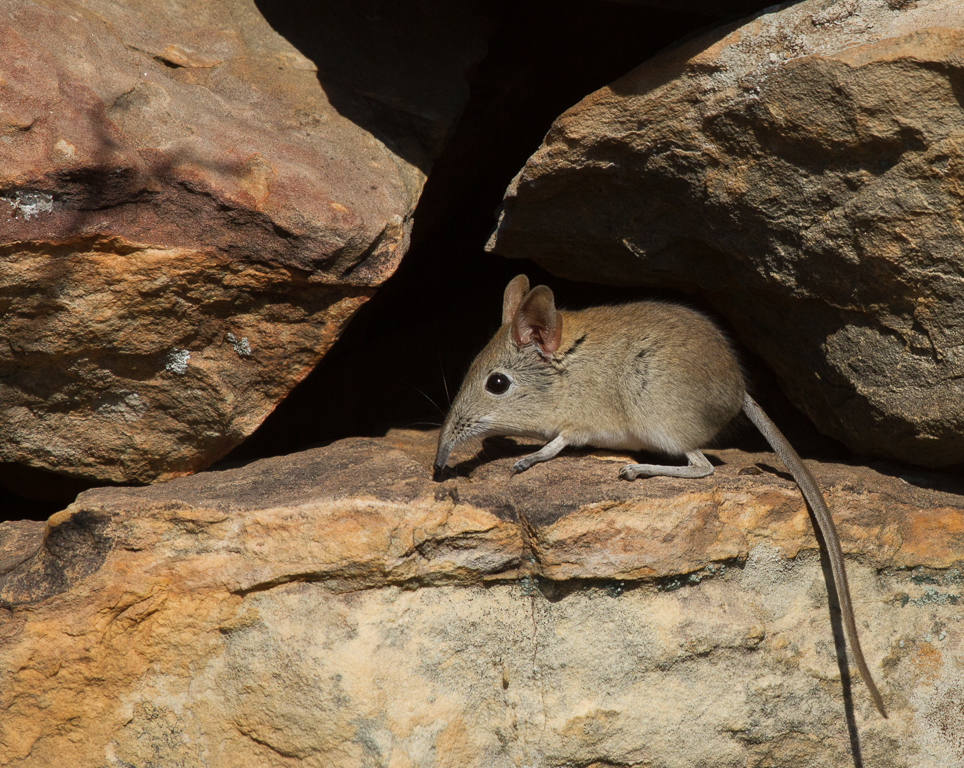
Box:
3;190;54;220
164;348;191;375
226;333;252;357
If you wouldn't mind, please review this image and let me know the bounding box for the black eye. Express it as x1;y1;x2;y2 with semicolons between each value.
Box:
485;372;511;395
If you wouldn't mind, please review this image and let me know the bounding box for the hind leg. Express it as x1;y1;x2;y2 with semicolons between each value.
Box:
618;450;714;480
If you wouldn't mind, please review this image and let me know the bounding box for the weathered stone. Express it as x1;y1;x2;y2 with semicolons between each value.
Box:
617;0;779;17
1;429;962;767
487;0;964;468
0;0;485;485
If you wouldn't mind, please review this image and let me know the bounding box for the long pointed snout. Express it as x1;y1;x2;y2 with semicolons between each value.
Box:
432;434;454;481
432;454;450;482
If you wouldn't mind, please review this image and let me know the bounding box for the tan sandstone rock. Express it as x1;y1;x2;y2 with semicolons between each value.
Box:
0;0;485;485
1;429;962;767
487;0;964;469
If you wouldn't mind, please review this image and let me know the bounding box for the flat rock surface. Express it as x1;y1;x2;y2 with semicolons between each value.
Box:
1;429;962;767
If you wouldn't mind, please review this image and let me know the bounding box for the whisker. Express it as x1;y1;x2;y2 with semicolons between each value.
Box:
436;334;451;407
407;383;445;416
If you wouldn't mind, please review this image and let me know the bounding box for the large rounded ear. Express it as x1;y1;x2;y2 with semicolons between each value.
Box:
511;285;562;356
502;275;530;325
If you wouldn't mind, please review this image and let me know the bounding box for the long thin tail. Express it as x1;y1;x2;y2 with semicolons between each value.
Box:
743;393;887;718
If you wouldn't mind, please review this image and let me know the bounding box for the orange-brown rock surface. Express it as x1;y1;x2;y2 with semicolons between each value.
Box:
487;0;964;469
2;430;962;767
0;0;485;486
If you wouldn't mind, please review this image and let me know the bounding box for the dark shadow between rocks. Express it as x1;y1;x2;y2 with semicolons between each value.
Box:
868;461;964;499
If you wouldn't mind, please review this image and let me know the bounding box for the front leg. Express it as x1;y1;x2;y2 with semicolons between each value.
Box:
512;435;568;474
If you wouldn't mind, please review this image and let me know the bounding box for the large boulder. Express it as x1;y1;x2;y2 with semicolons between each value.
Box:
487;0;964;468
0;0;485;485
1;431;962;766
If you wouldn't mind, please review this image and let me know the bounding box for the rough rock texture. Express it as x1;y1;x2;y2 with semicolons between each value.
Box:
0;0;484;485
2;429;963;767
487;0;964;468
618;0;778;18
